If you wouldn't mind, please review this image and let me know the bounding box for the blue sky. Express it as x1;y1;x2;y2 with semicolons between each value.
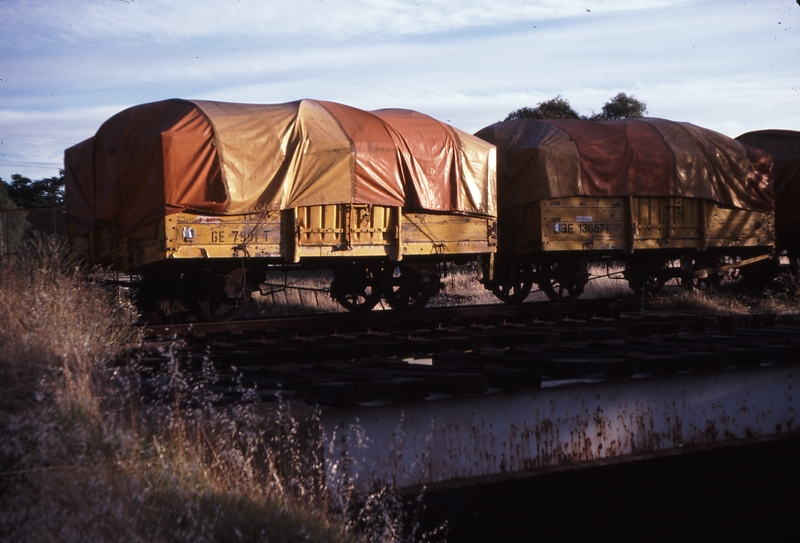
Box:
1;0;798;181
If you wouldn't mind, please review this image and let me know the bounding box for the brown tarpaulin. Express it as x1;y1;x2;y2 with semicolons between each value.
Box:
736;130;800;228
65;99;496;238
475;118;774;213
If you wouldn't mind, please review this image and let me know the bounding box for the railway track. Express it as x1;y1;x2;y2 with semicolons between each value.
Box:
143;295;669;336
138;297;800;408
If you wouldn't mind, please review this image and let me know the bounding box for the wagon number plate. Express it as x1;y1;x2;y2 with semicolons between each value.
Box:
554;221;611;234
208;227;269;243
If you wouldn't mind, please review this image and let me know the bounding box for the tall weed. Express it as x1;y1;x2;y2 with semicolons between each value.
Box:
0;235;139;394
0;238;442;543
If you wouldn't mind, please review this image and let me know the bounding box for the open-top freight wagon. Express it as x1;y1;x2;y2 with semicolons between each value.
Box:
736;129;800;264
477;118;775;302
65;99;497;319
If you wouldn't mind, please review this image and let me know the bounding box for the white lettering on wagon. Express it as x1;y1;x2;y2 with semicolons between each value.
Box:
554;222;612;234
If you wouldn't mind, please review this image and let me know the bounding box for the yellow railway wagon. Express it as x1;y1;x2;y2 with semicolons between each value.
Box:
500;196;773;255
476;117;775;303
488;195;774;303
70;205;497;270
65;99;497;318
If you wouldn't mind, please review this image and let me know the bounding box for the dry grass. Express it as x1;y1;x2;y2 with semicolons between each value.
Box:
663;284;800;316
0;236;140;391
0;239;440;543
427;265;504;307
587;263;800;316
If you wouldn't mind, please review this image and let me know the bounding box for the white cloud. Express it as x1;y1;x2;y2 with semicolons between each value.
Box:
0;0;797;180
0;105;122;179
3;0;689;43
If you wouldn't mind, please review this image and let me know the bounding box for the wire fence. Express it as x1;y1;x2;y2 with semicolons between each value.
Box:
0;206;68;257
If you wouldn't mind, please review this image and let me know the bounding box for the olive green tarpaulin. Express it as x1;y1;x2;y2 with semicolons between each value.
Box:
475;118;774;214
65;99;496;238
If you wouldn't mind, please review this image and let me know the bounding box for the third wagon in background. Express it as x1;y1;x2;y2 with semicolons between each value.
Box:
736;129;800;276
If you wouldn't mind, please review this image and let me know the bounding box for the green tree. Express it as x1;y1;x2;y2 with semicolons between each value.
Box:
590;92;648;120
504;95;582;121
505;92;648;122
3;171;65;208
0;181;31;255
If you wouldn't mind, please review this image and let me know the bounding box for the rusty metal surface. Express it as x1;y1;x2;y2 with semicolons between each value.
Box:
418;433;800;542
322;362;800;492
137;299;800;495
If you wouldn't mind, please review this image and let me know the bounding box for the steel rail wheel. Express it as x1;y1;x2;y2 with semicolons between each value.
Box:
538;262;588;302
330;265;382;313
491;279;533;304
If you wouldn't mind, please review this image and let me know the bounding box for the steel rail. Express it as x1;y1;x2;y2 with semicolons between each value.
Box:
142;296;673;338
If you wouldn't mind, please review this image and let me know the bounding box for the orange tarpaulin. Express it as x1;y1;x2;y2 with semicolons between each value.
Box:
65;99;496;238
475;118;774;214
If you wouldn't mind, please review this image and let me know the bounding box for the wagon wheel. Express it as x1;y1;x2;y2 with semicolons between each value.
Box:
538;263;588;302
539;276;585;302
491;279;533;304
330;266;382;313
489;262;534;304
181;269;250;322
383;266;437;310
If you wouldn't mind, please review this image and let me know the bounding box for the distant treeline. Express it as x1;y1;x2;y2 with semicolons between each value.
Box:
0;172;66;254
505;92;647;121
1;171;65;209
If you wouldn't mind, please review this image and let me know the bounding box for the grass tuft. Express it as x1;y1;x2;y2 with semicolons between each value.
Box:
0;238;440;543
